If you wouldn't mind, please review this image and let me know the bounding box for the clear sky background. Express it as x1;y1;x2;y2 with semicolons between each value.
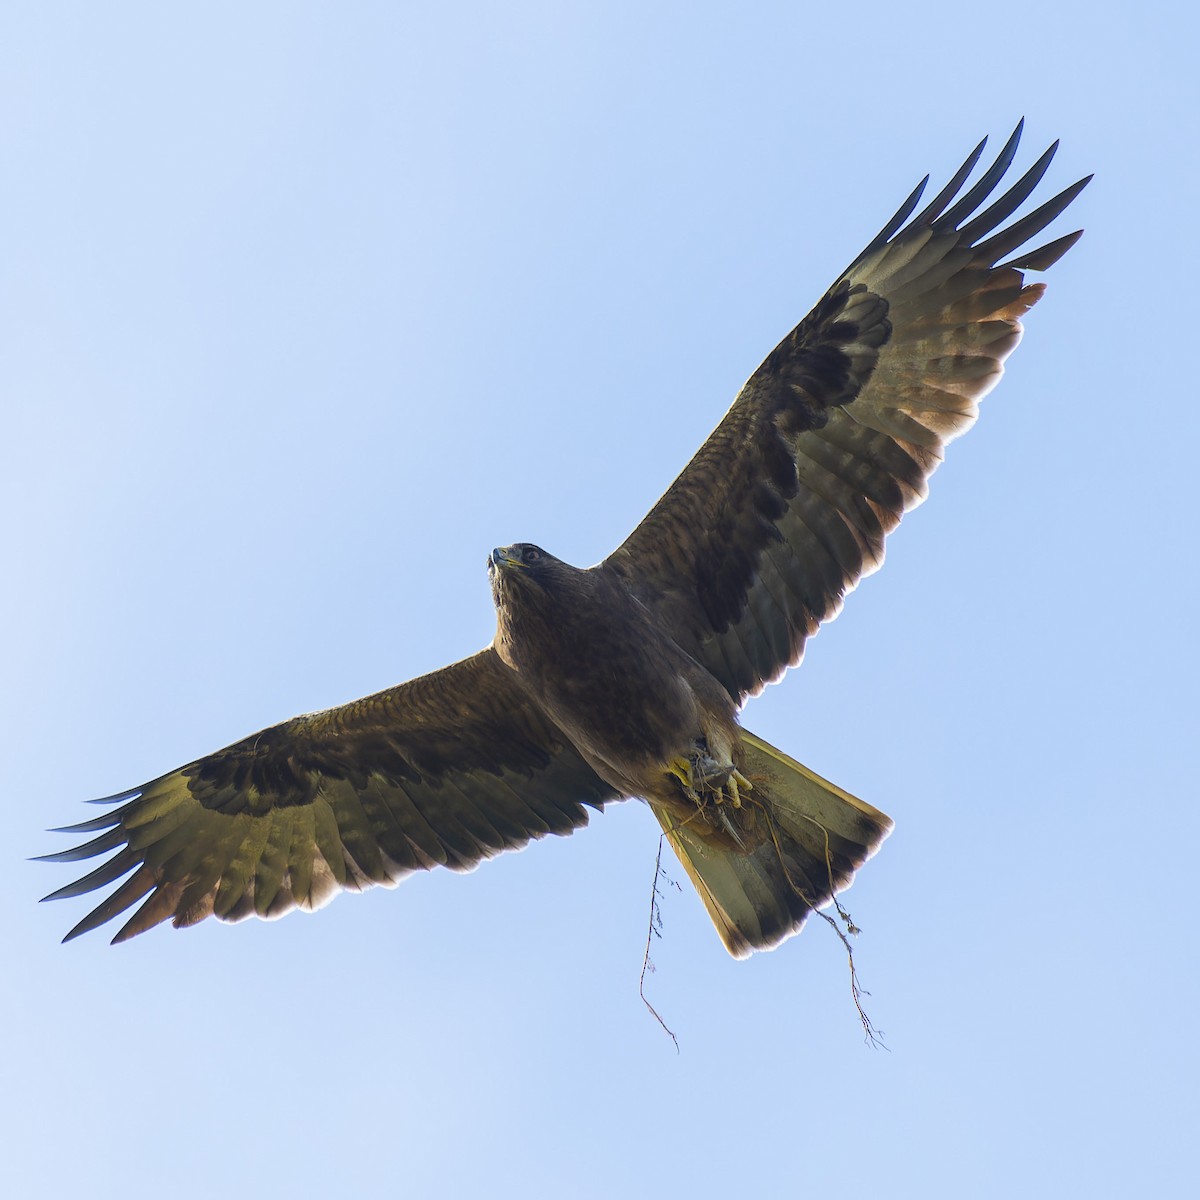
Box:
3;3;1196;1197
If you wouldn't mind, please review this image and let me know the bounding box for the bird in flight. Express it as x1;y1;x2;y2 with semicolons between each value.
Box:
41;122;1088;956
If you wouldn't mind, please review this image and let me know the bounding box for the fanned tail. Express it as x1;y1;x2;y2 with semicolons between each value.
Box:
650;730;892;957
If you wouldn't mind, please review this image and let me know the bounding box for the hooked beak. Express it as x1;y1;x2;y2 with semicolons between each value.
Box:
489;545;524;571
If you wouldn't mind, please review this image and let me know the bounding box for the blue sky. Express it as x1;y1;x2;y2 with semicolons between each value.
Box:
3;3;1197;1197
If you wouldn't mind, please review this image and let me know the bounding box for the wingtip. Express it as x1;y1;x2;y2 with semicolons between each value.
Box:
49;813;123;834
61;919;90;943
86;787;142;807
41;881;85;904
857;174;930;258
998;227;1085;272
1000;120;1024;156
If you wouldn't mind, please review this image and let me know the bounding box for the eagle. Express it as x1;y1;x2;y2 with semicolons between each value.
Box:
41;123;1088;956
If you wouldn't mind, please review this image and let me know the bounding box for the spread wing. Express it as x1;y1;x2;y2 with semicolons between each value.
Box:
40;649;616;942
603;122;1090;703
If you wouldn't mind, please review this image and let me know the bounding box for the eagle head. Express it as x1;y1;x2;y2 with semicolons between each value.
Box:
488;543;551;574
488;544;580;613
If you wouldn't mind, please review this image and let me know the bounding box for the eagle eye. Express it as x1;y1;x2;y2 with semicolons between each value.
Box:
522;546;542;564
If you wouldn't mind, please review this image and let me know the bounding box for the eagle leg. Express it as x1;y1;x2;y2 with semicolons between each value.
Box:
724;767;754;809
669;751;753;809
691;753;752;809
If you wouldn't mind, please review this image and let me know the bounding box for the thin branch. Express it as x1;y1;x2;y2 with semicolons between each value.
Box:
751;796;887;1049
639;835;679;1053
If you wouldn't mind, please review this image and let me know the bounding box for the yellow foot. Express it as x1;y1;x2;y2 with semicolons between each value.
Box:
668;754;753;808
723;768;754;810
667;756;699;801
667;756;694;787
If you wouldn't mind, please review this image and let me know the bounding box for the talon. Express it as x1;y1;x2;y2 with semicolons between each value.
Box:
667;756;698;800
669;752;752;810
726;768;753;809
667;756;693;788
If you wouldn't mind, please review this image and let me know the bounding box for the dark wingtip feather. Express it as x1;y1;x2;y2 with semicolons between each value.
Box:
955;139;1060;245
909;134;989;227
973;174;1092;265
86;787;143;806
931;121;1024;233
110;885;182;944
859;175;929;257
49;811;125;834
999;227;1085;271
60;867;157;942
41;849;138;902
31;828;125;864
62;913;110;944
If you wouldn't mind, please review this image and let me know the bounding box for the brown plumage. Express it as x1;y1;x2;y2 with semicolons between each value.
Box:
40;122;1089;954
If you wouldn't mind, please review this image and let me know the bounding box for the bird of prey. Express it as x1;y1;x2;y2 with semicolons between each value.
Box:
41;123;1088;956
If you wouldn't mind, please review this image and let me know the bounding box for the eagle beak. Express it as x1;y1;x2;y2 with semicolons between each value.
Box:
490;546;523;571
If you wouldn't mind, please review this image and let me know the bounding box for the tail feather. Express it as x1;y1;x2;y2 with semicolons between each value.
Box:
651;730;892;958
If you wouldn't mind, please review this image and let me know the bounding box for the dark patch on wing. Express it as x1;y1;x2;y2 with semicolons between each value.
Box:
40;649;617;942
